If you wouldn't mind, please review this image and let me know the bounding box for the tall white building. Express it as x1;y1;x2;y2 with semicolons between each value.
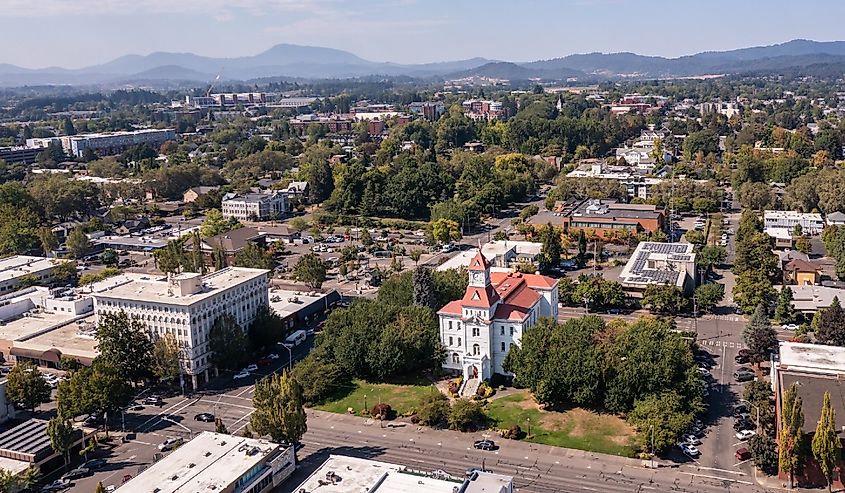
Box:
437;252;557;396
92;268;269;388
221;192;287;222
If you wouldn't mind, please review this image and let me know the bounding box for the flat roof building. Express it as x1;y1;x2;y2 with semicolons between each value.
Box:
116;432;295;493
92;268;269;388
0;256;70;295
764;210;825;235
775;284;845;314
27;129;177;158
619;242;697;295
221;192;287;222
293;455;513;493
529;199;664;240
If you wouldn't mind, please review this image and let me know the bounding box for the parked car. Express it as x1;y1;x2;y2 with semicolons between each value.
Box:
681;434;701;445
735;350;751;364
233;370;250;379
734;419;756;431
679;443;700;457
782;323;799;331
83;458;107;470
194;413;215;422
158;437;183;451
256;357;272;366
473;439;496;451
242;364;258;373
734;369;755;382
62;467;90;480
266;353;279;360
735;429;755;441
735;448;751;461
143;395;163;406
40;479;73;492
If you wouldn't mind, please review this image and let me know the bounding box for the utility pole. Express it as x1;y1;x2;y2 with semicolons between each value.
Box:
650;425;655;469
693;296;698;333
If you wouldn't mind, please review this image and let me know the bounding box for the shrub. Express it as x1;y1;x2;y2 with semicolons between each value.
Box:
501;424;523;440
417;392;450;427
371;403;392;420
448;399;486;432
476;382;494;399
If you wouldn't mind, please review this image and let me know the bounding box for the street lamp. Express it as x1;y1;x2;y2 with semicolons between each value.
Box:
692;295;698;333
281;344;293;372
649;424;655;468
526;417;531;439
583;297;590;314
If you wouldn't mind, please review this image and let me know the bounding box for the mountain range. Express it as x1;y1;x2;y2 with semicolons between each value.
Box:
3;39;845;87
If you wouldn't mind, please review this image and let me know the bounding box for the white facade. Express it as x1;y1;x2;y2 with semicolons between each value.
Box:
763;210;824;234
437;253;557;389
0;256;69;295
221;192;287;222
92;268;269;388
27;129;176;158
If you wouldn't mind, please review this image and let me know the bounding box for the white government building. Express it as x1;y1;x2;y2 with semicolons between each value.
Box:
92;267;269;388
221;192;287;222
437;252;558;396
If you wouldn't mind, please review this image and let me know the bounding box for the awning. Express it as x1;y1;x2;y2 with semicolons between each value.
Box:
10;347;62;364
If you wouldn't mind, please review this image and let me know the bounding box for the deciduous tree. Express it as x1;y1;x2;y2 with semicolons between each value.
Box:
779;383;805;488
209;314;249;371
292;253;327;289
5;362;51;411
817;296;845;346
812;391;841;491
250;371;307;445
641;284;688;314
47;417;76;468
151;334;181;384
95;310;154;384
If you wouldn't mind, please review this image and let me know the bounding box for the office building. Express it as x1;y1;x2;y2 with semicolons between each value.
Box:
437;241;543;272
92;268;269;388
763;210;825;235
529;199;664;240
0;146;41;165
619;242;697;295
29;129;176;158
294;455;513;493
221;192;287;222
117;432;295;493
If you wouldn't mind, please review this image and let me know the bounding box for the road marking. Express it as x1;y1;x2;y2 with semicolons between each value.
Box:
734;459;752;467
680;472;753;485
697;466;746;476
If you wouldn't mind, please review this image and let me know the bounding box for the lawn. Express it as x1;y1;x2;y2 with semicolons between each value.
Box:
485;390;637;457
314;375;438;416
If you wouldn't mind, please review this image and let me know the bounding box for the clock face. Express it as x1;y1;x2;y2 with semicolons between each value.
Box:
473;272;483;283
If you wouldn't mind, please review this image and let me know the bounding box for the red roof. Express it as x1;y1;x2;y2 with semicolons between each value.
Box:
461;284;500;308
467;250;491;271
437;300;463;316
490;271;557;290
494;303;530;321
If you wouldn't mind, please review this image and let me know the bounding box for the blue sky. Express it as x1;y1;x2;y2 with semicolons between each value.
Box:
3;0;845;69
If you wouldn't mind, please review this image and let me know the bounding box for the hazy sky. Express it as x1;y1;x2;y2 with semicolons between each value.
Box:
4;0;845;69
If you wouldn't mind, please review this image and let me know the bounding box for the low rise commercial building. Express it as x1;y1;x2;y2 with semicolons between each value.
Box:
294;455;513;493
268;288;340;332
0;256;71;295
0;146;41;165
117;432;295;493
221;192;287;222
92;268;270;388
201;227;266;266
775;284;845;314
619;242;697;295
763;210;825;235
770;342;845;489
437;241;543;272
0;419;88;475
530;199;664;240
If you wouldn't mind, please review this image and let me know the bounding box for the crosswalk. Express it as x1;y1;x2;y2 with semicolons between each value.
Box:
697;339;746;350
703;314;745;322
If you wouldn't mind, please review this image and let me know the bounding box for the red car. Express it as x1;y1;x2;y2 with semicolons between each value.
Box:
735;448;751;461
256;357;272;366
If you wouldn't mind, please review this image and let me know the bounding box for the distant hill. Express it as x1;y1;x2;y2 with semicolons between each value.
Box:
3;39;845;86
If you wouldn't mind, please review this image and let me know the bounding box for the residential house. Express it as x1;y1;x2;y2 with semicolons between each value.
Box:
437;241;543;272
253;224;300;244
201;227;266;266
783;259;820;286
826;211;845;227
115;217;151;235
776;284;845;314
285;181;309;202
183;186;220;203
764;227;794;250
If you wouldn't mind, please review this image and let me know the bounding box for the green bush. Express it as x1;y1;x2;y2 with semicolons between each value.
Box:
448;399;486;432
417;392;450;427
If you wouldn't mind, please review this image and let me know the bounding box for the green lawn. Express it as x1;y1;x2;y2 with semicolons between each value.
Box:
314;376;438;416
485;391;637;457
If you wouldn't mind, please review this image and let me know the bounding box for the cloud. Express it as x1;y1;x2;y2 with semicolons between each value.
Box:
0;0;342;17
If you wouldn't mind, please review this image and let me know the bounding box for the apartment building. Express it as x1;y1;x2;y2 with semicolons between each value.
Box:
763;210;825;234
91;268;269;388
28;129;176;158
221;192;287;222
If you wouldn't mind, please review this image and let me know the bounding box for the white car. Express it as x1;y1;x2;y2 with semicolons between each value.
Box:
233;370;250;379
158;437;183;451
681;433;701;445
243;364;258;373
735;429;755;441
679;443;700;457
782;323;799;331
266;353;279;360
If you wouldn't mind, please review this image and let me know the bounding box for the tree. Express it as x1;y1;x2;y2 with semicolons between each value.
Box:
293;253;327;289
812;391;841;491
62;117;76;136
305;160;334;204
627;391;694;452
641;284;688;314
200;209;241;238
577;229;587;260
38;227;58;256
360;229;373;246
47;417;76;469
737;181;775;210
409;248;424;266
95;482;107;493
209;314;249;371
417;392;450;427
95;310;154;384
412;266;436;310
234;243;275;270
748;434;778;475
151;334;181;384
774;286;796;324
733;271;777;314
154;239;186;274
430;218;461;244
538;223;562;272
292;355;350;405
817;296;845;346
215;418;229;434
248;305;284;351
780;383;806;488
65;227;91;259
5;362;51;411
698;245;727;271
250;371;307;445
742;304;778;363
694;283;724;313
795;236;812;254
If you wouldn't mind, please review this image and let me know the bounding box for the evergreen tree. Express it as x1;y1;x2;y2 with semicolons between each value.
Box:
250;371;307;446
412;266;436;310
774;286;795;323
577;229;587;260
539;223;562;272
812;391;841;491
742;304;778;363
817;296;845;346
779;383;805;488
215;417;229;434
62;117;76;136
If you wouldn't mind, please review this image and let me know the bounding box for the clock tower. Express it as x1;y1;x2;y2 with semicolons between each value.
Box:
467;250;491;288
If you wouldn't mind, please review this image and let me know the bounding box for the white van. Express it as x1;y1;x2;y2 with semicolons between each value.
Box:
284;330;307;347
